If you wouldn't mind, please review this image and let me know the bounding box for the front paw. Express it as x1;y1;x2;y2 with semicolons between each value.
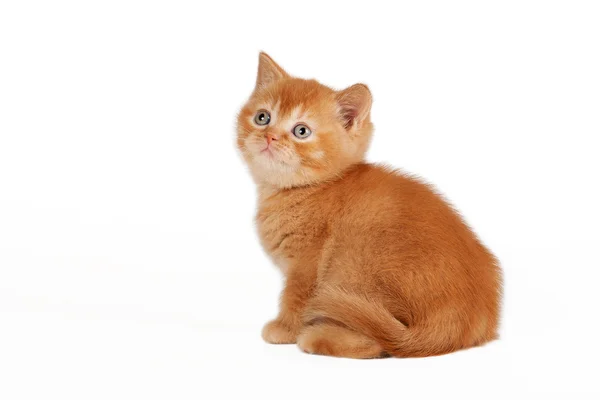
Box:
262;320;297;344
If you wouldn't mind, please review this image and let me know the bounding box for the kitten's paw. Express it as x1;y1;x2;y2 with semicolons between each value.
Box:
262;320;297;344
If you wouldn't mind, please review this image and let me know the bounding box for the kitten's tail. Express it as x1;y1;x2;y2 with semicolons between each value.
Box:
303;286;456;357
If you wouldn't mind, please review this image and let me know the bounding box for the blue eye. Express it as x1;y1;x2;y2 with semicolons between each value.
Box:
293;124;312;139
254;110;271;125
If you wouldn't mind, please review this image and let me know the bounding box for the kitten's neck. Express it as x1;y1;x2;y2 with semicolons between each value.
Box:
256;162;366;203
257;184;281;202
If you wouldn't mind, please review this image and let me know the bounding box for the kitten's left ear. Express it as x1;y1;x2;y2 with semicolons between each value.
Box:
336;84;372;131
256;52;289;89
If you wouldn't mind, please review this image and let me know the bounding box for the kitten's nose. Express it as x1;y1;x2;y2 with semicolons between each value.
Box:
266;133;278;143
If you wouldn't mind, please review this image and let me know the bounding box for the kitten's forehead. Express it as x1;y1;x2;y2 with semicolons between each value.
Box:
257;78;336;118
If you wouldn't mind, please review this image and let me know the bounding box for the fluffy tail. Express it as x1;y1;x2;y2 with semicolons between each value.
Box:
303;286;458;357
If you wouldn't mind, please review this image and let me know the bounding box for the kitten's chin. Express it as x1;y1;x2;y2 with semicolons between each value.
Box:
247;154;299;188
245;147;343;189
249;162;336;190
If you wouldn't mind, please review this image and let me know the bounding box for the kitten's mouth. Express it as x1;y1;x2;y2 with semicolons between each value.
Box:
260;145;276;157
255;146;290;165
248;140;291;165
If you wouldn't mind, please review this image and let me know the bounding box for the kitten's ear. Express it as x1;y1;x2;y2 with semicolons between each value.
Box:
256;52;289;89
336;84;372;131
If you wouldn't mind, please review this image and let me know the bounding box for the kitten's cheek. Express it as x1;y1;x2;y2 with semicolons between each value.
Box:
242;139;256;155
312;150;325;160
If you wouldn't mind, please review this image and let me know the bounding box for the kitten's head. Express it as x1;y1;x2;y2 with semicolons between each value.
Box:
237;53;373;188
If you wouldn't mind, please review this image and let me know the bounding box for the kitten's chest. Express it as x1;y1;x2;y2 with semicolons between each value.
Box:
255;204;323;273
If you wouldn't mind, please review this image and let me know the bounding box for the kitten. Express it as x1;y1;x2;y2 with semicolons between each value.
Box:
236;53;502;358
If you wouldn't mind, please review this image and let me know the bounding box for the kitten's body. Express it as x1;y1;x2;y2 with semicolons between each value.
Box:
238;53;501;358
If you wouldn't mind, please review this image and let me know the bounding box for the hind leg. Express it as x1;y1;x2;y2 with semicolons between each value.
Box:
297;323;387;359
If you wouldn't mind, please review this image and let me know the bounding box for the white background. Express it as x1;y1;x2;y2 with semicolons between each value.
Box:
1;1;599;398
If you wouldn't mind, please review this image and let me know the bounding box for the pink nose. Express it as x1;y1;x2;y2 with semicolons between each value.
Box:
266;133;278;143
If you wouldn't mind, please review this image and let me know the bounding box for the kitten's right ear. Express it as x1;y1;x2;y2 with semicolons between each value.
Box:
256;52;289;89
336;84;372;131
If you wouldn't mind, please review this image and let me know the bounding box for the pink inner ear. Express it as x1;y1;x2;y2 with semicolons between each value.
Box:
336;84;371;130
340;104;358;129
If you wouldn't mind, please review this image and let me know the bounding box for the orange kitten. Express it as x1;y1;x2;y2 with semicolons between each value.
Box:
236;53;502;358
